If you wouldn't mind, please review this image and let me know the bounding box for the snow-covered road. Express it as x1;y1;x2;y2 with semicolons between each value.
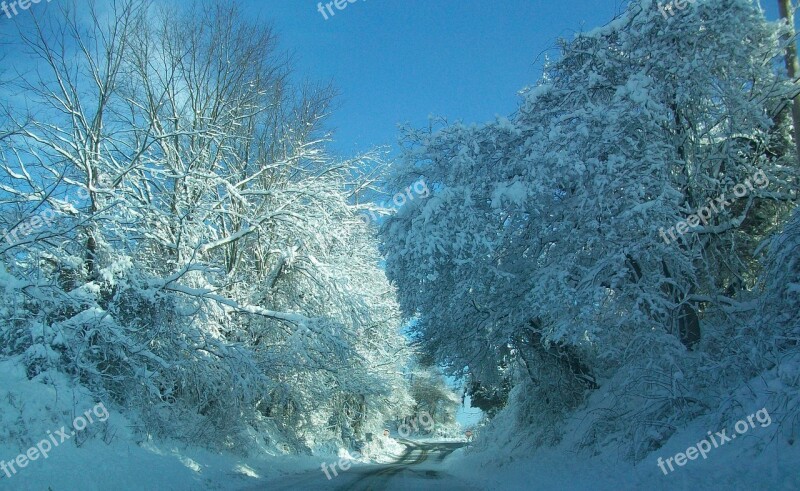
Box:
246;440;481;491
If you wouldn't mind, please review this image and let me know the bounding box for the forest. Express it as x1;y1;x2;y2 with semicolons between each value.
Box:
0;1;798;489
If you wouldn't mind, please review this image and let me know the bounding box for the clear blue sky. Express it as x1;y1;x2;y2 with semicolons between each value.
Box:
241;1;785;157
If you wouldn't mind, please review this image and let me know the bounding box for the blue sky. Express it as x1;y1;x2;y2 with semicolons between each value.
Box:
241;1;628;155
240;1;792;157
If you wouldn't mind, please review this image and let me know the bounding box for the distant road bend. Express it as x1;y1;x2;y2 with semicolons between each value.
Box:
253;439;481;490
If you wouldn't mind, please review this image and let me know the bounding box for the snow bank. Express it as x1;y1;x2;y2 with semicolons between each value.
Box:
0;356;326;490
447;356;800;490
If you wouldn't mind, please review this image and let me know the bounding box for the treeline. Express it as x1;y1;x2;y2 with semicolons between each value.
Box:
382;0;800;459
0;1;414;452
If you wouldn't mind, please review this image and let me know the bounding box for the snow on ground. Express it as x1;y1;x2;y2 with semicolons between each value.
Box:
0;357;273;490
447;426;799;490
446;358;800;491
0;357;406;491
354;434;407;464
3;351;798;490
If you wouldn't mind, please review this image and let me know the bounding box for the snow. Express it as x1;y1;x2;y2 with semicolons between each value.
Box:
490;181;528;209
448;433;798;490
447;351;800;490
1;0;799;490
0;357;413;490
448;415;800;491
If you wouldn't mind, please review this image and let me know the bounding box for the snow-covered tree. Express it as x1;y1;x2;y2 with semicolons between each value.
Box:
0;0;412;452
382;0;799;458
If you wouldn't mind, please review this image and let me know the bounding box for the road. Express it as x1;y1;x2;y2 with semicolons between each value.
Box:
247;440;482;491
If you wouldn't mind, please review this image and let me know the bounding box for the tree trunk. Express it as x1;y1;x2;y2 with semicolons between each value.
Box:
779;0;800;165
